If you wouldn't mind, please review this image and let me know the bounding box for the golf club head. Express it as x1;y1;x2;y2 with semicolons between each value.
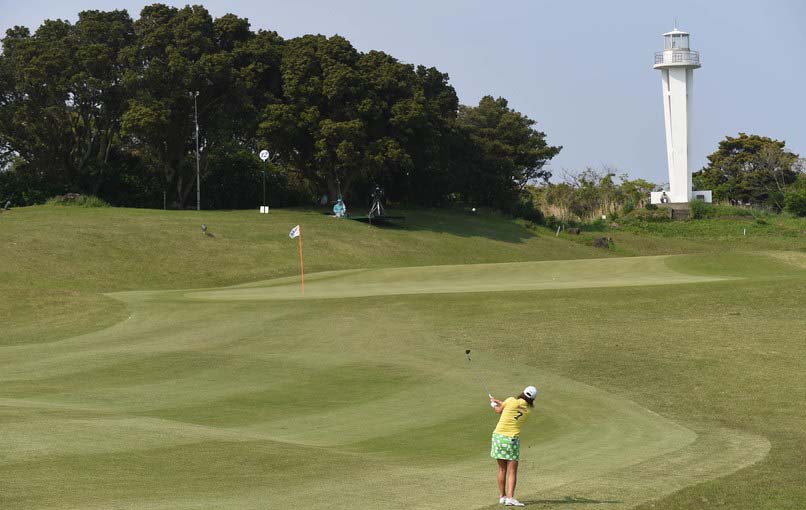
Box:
465;349;472;361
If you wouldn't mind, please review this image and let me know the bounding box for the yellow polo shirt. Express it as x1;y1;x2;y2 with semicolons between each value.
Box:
493;397;530;437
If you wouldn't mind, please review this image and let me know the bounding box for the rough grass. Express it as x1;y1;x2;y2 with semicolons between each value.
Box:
1;205;805;509
556;212;805;256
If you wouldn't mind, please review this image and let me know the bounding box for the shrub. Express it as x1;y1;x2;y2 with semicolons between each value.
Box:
46;194;110;207
689;200;713;219
0;164;59;206
621;201;635;215
704;204;753;217
507;193;544;224
784;188;806;217
586;218;607;231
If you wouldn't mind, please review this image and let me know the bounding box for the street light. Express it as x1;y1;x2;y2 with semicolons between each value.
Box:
259;149;271;213
190;91;200;211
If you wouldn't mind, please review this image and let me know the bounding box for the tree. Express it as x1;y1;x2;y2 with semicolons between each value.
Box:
122;5;223;207
694;133;800;209
619;176;656;208
456;96;561;208
71;10;136;193
564;168;603;220
403;66;459;204
538;169;658;222
784;167;806;217
0;5;559;212
259;36;444;202
542;182;576;221
0;21;78;189
0;27;28;172
0;12;136;195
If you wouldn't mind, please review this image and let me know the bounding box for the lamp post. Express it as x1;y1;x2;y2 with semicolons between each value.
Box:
191;91;200;211
259;149;271;213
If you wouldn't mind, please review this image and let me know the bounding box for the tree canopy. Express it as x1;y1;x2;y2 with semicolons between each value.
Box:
694;133;801;210
457;96;560;209
0;4;560;211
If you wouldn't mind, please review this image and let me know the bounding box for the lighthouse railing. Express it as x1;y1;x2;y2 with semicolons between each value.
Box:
654;50;700;66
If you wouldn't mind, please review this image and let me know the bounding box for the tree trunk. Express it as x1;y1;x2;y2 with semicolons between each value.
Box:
325;173;339;203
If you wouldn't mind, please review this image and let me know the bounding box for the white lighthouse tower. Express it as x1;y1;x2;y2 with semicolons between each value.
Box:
651;27;711;205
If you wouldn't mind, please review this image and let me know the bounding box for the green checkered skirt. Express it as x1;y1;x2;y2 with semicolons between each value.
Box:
490;432;520;461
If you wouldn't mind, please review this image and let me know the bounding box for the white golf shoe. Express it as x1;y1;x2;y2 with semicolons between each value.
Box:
499;496;507;504
505;497;525;506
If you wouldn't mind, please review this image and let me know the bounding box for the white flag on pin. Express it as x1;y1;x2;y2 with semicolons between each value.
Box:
289;225;300;238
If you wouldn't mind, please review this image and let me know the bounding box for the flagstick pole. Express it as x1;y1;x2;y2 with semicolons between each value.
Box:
298;229;305;296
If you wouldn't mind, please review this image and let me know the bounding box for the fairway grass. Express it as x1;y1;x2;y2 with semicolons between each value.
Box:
1;206;804;509
0;256;787;509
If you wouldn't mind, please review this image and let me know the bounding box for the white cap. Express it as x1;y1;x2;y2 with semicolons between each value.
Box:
523;386;538;400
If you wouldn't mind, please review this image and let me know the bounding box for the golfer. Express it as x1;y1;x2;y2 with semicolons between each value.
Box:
489;385;537;507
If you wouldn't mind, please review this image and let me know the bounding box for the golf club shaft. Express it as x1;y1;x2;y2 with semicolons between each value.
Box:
466;356;492;398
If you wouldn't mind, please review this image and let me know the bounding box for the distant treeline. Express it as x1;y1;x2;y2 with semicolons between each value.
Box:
0;4;560;211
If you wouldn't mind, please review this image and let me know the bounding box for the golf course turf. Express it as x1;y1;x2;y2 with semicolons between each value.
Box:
1;206;804;509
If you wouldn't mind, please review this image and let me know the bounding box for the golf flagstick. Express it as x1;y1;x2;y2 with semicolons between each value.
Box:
298;228;304;295
289;225;304;295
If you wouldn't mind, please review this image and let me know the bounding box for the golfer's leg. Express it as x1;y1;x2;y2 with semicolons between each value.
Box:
506;460;518;498
497;459;507;497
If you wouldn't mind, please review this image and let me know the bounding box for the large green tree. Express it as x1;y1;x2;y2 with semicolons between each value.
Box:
1;3;559;212
456;96;561;208
120;4;277;208
259;35;450;202
694;133;800;209
121;4;216;208
0;11;135;193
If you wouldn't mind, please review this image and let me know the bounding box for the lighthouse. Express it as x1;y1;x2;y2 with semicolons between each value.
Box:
651;27;711;205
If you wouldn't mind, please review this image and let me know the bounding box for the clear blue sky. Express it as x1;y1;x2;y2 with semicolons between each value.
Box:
2;0;804;185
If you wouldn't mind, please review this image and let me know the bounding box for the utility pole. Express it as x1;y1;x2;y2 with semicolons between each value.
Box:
191;91;201;211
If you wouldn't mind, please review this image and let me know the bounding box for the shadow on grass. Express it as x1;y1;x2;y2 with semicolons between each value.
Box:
398;208;539;243
523;495;623;505
319;205;539;242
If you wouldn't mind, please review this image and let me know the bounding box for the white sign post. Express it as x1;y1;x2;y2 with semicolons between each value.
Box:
259;150;270;213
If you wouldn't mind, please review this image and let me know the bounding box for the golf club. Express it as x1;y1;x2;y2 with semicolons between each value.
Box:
465;349;494;401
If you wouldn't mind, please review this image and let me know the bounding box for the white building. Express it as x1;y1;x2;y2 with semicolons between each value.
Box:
651;27;711;205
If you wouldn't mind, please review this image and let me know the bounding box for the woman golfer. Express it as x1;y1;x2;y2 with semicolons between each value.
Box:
489;385;537;507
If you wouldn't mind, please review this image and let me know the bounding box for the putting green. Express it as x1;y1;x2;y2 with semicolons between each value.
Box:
186;255;734;301
0;256;768;509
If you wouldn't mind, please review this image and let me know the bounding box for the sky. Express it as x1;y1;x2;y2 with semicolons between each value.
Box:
2;0;804;185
